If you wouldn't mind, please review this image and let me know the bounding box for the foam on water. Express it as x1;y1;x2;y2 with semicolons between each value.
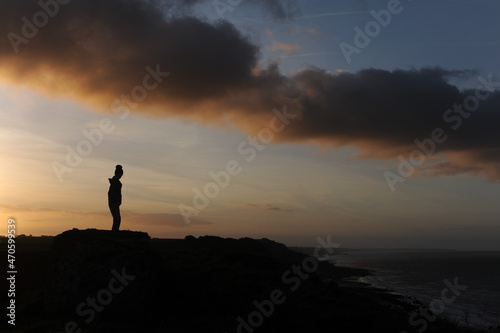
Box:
330;250;500;329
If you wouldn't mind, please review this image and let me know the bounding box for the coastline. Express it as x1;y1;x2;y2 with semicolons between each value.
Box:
319;250;500;333
2;232;494;333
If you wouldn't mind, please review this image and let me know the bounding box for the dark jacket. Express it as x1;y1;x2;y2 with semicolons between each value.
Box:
108;177;122;205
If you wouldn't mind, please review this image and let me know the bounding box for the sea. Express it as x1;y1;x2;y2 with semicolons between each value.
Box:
328;250;500;330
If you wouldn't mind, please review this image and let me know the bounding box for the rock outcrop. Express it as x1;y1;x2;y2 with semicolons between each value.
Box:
45;228;155;315
8;232;480;333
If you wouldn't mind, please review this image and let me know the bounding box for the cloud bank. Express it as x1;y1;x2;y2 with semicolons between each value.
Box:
1;0;499;179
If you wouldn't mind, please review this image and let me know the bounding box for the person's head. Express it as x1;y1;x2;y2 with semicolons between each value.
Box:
114;165;123;179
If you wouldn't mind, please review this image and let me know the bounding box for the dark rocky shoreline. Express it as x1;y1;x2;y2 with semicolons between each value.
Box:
1;230;490;333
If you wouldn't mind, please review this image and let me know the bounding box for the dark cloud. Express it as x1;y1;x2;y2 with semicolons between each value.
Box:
244;203;294;213
287;68;500;179
1;0;499;180
59;0;299;20
284;68;499;148
243;203;258;208
0;0;259;105
258;0;300;21
416;161;485;179
264;203;294;213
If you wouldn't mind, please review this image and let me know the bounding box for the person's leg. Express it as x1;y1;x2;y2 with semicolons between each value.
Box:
109;203;121;231
113;205;121;231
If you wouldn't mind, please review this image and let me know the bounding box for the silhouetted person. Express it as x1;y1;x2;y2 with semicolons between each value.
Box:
108;165;123;231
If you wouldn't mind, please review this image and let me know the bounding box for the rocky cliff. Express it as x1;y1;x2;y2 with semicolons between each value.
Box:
45;228;156;315
4;231;482;333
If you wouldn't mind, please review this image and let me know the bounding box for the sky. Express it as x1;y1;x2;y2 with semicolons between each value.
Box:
1;0;500;250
